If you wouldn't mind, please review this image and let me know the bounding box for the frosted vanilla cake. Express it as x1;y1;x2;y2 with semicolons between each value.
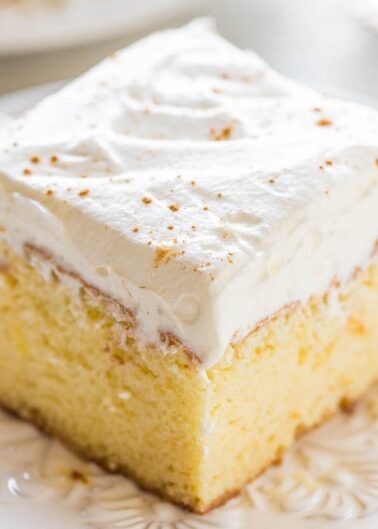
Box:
0;19;378;514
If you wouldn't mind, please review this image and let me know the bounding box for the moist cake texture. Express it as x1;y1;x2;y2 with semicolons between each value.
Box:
0;19;378;513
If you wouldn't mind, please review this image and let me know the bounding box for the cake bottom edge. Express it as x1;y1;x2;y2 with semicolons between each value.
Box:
1;384;376;515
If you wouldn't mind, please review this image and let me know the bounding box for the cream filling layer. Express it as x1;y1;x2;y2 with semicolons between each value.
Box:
1;172;377;368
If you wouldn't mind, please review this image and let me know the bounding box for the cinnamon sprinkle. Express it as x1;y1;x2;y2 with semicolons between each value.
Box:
154;247;177;268
210;126;233;141
316;118;333;127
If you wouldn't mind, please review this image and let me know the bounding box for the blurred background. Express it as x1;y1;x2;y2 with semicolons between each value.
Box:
0;0;377;101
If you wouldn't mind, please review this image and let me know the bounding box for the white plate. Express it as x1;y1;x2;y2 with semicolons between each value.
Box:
1;83;378;529
0;0;198;56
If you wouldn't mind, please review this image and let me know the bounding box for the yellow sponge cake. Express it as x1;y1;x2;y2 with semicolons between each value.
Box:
0;19;378;514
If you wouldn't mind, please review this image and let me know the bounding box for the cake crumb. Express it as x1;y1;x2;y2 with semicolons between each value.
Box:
340;397;357;415
167;225;174;231
169;204;179;212
23;168;32;176
50;155;59;164
142;197;152;205
325;160;333;166
45;189;54;196
132;227;139;233
217;192;223;198
30;155;40;164
268;178;276;184
78;189;90;197
348;317;366;336
70;470;89;485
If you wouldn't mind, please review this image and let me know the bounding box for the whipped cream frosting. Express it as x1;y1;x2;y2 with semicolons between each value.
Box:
1;19;378;368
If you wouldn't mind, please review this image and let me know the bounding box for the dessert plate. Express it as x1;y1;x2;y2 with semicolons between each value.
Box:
0;0;198;56
0;83;378;529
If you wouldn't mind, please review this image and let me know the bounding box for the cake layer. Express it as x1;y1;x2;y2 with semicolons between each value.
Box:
1;240;378;513
0;20;378;366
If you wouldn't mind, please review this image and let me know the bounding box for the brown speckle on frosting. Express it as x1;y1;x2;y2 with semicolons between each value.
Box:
23;168;32;176
50;155;59;164
210;125;233;141
132;227;139;233
78;189;90;197
168;204;179;212
154;247;177;268
30;155;40;164
142;197;152;205
316;118;333;127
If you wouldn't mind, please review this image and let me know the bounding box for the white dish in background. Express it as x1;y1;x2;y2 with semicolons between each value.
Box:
0;0;200;56
0;83;378;529
344;0;378;32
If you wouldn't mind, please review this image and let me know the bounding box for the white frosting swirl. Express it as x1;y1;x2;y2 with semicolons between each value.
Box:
0;19;378;367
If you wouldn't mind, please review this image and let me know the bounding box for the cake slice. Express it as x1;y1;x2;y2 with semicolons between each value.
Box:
0;19;378;514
